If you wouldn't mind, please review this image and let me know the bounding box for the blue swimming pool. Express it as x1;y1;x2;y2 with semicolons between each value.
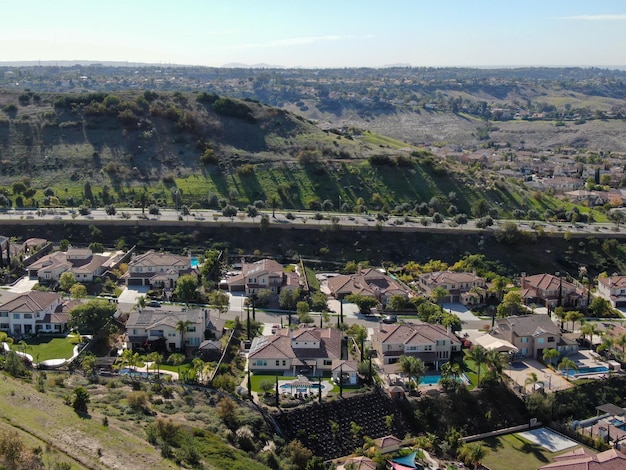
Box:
191;257;199;268
566;366;609;376
280;384;322;390
420;375;442;385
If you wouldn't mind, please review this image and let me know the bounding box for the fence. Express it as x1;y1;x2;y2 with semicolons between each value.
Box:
462;421;542;442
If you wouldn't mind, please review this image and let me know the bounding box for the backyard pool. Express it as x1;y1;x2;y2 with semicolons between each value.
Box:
419;374;469;385
191;257;199;268
566;366;609;376
280;384;322;391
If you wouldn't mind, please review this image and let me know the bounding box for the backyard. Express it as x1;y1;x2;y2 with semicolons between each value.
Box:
10;334;81;362
478;433;583;470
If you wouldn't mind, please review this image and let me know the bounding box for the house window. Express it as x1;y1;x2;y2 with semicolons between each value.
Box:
537;338;545;344
282;360;286;366
548;337;555;342
12;314;19;320
323;360;332;366
187;326;196;333
0;323;8;329
521;337;529;343
0;312;7;317
24;314;33;319
275;360;280;366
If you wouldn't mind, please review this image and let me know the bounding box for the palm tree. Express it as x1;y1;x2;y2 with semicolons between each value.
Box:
580;322;600;348
597;336;614;358
491;276;508;303
148;352;163;380
564;311;584;332
542;348;559;367
191;357;205;384
440;360;462;380
430;287;449;311
464;345;488;387
168;352;186;379
558;357;578;379
398;355;425;393
485;349;508;383
524;372;540;393
458;442;488;469
176;320;192;354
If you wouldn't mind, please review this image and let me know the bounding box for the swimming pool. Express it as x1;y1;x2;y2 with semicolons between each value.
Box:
191;257;199;268
566;366;609;376
419;374;469;385
280;384;322;390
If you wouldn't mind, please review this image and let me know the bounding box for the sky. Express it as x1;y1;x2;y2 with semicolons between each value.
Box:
1;0;626;68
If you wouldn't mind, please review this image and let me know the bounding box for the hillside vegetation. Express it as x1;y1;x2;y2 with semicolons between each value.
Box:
0;90;569;218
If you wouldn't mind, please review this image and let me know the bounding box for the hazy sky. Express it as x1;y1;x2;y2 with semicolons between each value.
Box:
1;0;625;68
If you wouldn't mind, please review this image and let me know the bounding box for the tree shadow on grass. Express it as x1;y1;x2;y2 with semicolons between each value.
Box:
482;436;504;452
511;434;549;463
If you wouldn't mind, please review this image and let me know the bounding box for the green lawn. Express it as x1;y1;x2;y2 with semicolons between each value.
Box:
478;433;583;470
250;374;297;392
463;359;489;390
11;335;81;362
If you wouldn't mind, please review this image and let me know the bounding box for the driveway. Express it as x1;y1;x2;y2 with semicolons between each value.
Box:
442;302;481;323
6;276;38;293
118;286;149;305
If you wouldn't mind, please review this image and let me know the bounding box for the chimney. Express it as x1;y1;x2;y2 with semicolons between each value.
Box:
521;272;526;288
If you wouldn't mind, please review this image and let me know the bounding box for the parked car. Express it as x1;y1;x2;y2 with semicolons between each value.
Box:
382;315;397;324
147;300;161;307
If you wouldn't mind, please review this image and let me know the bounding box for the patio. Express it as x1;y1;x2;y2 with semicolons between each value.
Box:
277;375;332;398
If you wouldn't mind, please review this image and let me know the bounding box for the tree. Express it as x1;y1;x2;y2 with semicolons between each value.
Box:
580;322;600;348
80;353;97;380
345;294;379;314
496;291;524;317
524;372;540;393
464;345;488;387
59;272;77;292
148;352;164;378
246;205;258;220
387;294;407;311
458;442;488;469
564;310;584;332
485;348;508;382
398;355;425;393
72;387;90;413
542;348;559;367
222;205;237;220
208;290;230;317
558;357;578;379
176;320;192;352
0;431;25;469
279;288;299;311
589;297;611;318
615;333;626;357
69;299;117;334
105;204;116;218
174;274;199;305
167;352;186;377
4;351;25;377
491;276;508;302
70;283;87;299
430;286;449;310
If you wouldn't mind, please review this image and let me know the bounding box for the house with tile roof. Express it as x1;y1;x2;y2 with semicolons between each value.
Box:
521;273;588;309
0;291;67;336
539;447;626;469
416;270;487;304
326;267;412;306
124;251;193;288
124;308;222;353
597;276;626;308
248;326;344;376
491;315;577;360
28;247;117;284
371;322;461;370
226;258;300;295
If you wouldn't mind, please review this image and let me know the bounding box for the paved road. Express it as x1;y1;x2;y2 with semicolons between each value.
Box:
2;207;624;237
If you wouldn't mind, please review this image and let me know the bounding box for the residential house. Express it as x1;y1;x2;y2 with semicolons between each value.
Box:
248;326;344;376
0;291;67;336
226;258;300;295
597;276;626;308
521;273;588;309
124;308;221;353
326;267;412;306
538;447;626;469
490;315;578;360
416;271;487;304
371;322;461;370
28;247;113;283
124;251;193;288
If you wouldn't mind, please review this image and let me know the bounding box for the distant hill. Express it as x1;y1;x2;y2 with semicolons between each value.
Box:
0;89;568;217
